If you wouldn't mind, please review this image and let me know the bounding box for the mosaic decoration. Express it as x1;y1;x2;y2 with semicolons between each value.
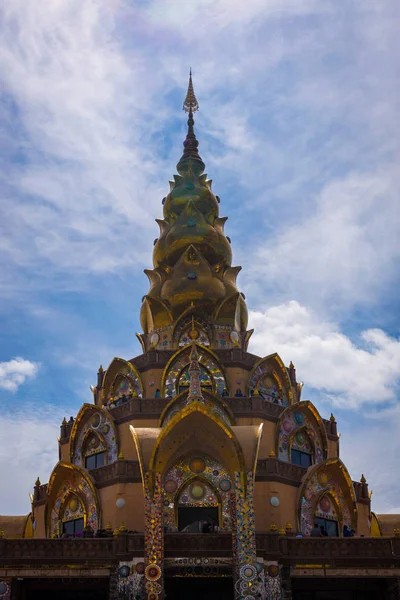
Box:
162;393;231;428
300;469;352;536
50;472;98;536
214;325;239;349
0;580;11;600
72;410;117;467
248;363;288;406
278;410;323;464
173;315;213;347
263;563;282;599
178;364;214;394
233;471;258;599
165;556;232;578
144;472;164;597
163;345;227;397
117;559;146;599
162;455;232;531
106;364;143;403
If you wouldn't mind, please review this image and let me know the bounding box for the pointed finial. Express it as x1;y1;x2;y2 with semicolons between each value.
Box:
188;316;199;340
278;527;286;535
35;477;41;487
289;361;295;369
269;448;276;458
98;365;103;373
330;413;335;422
119;522;127;532
360;474;366;484
118;451;125;460
62;417;67;425
269;523;278;532
286;521;293;531
113;527;119;536
183;69;199;113
106;521;112;530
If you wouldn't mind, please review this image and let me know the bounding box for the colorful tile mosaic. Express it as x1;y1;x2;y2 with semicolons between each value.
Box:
117;559;145;599
144;472;164;597
50;473;98;536
233;471;258;599
249;365;288;406
173;315;213;347
106;364;143;402
162;455;233;531
162;395;231;428
163;346;226;397
278;410;323;464
301;469;352;536
72;410;117;467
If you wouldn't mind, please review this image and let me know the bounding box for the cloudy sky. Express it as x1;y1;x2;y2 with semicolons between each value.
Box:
0;0;399;517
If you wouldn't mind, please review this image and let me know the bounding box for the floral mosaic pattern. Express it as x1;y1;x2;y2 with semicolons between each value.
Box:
163;346;226;397
174;315;213;347
144;472;164;597
233;471;258;599
278;410;323;464
117;559;145;599
300;469;352;536
106;364;142;402
72;410;117;468
50;472;98;536
162;455;233;531
249;364;288;406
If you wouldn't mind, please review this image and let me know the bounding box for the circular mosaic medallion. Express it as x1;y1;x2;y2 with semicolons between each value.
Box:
102;424;110;435
189;457;206;473
317;471;329;486
219;479;231;492
190;482;206;500
119;565;130;578
212;469;219;476
163;499;170;507
240;564;257;581
69;497;79;512
145;564;161;581
91;414;101;428
90;436;100;449
147;594;158;600
135;562;145;574
0;583;9;595
267;564;280;578
295;412;304;425
164;479;178;494
283;420;292;433
181;494;189;503
295;431;306;446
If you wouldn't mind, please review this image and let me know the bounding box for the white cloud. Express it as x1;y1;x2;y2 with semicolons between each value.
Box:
248;301;400;409
0;358;39;392
0;404;76;515
243;168;400;314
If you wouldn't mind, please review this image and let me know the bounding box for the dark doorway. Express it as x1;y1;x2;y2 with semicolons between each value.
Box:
315;517;338;537
15;577;109;600
178;506;218;531
292;577;389;600
165;576;233;599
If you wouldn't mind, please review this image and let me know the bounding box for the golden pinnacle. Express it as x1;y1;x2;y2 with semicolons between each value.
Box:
278;527;286;535
360;474;366;484
269;449;276;458
286;521;293;531
119;522;127;532
118;451;125;460
330;413;335;422
269;523;278;532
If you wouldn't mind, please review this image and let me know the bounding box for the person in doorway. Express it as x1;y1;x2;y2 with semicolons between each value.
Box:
61;526;69;539
320;525;328;537
310;524;320;537
235;388;243;397
154;388;161;398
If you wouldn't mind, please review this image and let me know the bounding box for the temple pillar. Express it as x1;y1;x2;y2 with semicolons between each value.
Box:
232;471;258;599
143;472;164;598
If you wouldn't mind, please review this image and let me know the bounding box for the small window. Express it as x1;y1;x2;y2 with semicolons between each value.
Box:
63;518;84;537
85;452;105;470
315;516;338;537
291;448;312;467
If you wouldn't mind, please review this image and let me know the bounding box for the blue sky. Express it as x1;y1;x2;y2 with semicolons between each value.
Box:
0;0;399;516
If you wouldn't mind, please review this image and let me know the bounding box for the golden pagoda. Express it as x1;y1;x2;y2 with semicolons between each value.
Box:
0;73;399;600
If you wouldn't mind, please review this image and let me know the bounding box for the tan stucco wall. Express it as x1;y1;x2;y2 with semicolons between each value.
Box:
224;366;251;395
33;503;46;538
356;502;371;536
98;482;144;532
327;438;339;459
139;368;164;396
254;481;298;532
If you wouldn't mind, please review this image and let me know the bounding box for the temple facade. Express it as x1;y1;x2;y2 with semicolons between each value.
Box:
1;75;400;600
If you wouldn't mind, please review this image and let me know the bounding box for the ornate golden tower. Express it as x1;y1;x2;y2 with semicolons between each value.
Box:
138;72;249;353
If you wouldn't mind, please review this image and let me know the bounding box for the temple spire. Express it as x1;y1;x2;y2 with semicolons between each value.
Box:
183;68;199;113
177;70;204;176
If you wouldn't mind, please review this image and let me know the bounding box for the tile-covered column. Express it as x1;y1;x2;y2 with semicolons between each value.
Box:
144;472;164;599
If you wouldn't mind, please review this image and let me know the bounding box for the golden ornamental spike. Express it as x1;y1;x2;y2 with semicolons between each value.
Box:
183;68;199;113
